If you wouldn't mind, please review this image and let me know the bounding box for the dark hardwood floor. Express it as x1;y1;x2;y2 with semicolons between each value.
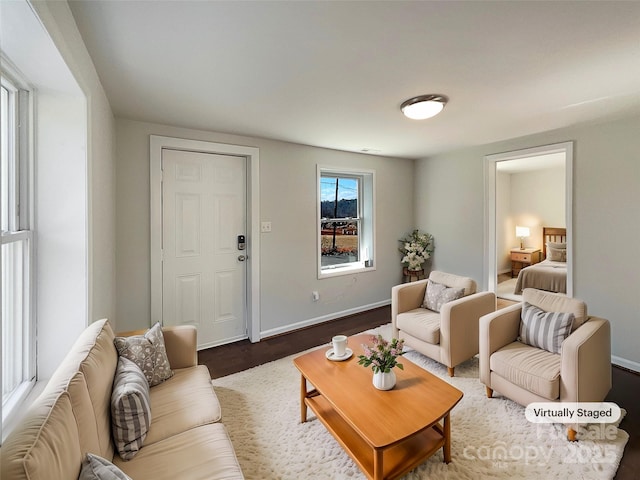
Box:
198;305;638;479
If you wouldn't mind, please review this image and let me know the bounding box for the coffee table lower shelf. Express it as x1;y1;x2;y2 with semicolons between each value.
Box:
305;394;445;480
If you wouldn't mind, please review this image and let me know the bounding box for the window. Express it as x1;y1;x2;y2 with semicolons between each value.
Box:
1;69;35;423
318;167;374;277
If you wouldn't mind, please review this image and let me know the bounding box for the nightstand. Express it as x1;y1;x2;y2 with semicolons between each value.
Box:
510;248;541;277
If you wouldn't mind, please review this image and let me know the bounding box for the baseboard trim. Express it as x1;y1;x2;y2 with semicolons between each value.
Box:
612;355;640;373
259;299;391;339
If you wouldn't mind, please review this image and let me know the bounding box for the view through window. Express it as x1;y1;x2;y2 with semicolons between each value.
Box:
320;174;360;268
318;168;374;276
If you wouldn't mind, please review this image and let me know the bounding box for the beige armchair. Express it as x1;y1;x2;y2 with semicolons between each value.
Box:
392;271;496;377
479;288;611;440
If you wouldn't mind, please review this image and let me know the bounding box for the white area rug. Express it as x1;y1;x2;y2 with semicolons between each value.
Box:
211;324;628;479
497;278;522;302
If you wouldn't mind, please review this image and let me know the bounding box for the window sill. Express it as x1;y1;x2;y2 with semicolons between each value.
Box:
319;263;375;279
2;379;43;443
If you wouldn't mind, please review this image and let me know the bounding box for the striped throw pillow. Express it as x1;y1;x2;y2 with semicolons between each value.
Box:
80;453;133;479
519;302;574;354
111;357;152;460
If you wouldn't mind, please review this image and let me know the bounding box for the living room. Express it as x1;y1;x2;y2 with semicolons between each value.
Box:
1;1;639;479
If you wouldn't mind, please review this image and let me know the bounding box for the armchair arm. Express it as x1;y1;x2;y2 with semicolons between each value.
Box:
479;303;522;386
440;291;496;369
391;279;428;336
560;317;611;402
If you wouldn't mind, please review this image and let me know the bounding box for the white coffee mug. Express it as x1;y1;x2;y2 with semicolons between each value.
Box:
332;335;348;357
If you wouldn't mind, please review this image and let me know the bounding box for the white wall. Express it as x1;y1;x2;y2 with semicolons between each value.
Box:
115;118;415;336
31;0;117;326
415;115;640;369
2;0;117;378
510;166;565;250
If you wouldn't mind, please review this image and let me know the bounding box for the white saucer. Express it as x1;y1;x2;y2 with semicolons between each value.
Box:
326;347;353;362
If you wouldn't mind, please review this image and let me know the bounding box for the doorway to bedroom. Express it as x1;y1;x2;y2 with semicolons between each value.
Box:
484;142;573;301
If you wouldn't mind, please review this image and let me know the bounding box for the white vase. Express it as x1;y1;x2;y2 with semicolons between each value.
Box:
372;370;396;390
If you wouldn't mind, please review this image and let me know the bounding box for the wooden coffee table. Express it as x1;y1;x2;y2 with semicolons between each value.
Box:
293;334;463;480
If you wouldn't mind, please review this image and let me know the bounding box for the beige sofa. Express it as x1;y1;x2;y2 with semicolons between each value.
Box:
1;319;244;480
479;288;611;440
392;271;496;376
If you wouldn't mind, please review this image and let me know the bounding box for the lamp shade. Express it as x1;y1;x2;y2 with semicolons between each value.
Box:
515;226;530;238
401;95;448;120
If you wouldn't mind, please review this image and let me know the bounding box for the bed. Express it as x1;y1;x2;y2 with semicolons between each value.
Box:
514;227;567;295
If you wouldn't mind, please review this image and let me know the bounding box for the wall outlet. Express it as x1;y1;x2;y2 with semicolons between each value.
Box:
261;221;272;233
312;291;320;302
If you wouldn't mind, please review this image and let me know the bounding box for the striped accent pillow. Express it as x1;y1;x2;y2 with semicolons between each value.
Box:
111;357;152;460
80;453;133;479
519;302;574;354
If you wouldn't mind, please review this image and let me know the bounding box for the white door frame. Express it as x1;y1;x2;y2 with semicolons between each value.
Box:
483;141;573;297
150;135;260;343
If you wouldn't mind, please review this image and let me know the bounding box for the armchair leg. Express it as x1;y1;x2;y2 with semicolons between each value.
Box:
485;386;493;398
567;427;577;442
447;367;455;377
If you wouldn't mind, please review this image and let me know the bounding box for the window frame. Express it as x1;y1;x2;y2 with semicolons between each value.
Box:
317;165;375;279
1;62;36;426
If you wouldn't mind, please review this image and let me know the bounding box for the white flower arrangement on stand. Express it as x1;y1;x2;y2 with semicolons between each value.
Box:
398;229;434;271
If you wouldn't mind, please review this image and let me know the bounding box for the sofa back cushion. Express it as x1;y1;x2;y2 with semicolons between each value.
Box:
1;391;83;480
429;271;476;296
522;288;587;330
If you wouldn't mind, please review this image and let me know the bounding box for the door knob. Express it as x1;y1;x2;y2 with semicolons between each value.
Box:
238;255;246;261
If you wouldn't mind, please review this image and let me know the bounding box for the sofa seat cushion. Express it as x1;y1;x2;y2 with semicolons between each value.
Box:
396;308;441;345
145;365;222;446
114;424;244;480
490;341;561;400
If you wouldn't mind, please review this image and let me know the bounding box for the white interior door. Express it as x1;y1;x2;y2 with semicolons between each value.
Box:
162;148;247;348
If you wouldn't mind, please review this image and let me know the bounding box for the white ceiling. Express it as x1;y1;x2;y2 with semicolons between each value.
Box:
68;1;640;159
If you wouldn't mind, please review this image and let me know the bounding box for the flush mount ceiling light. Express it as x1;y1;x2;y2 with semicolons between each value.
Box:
400;94;449;120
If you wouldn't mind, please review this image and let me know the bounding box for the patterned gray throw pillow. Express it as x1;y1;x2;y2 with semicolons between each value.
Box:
111;357;151;460
519;302;574;354
79;453;133;479
114;322;173;387
422;279;465;312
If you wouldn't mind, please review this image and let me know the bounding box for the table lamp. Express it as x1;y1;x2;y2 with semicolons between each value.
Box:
516;226;530;250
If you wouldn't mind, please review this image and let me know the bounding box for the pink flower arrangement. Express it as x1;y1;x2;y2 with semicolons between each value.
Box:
357;335;405;374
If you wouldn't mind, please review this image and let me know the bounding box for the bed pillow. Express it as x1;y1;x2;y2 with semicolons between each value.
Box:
114;322;173;386
80;453;133;480
547;241;566;250
111;357;152;460
519;302;574;354
422;279;465;312
547;247;567;262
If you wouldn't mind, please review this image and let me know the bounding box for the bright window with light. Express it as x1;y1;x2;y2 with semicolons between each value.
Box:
318;167;374;277
1;71;35;423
